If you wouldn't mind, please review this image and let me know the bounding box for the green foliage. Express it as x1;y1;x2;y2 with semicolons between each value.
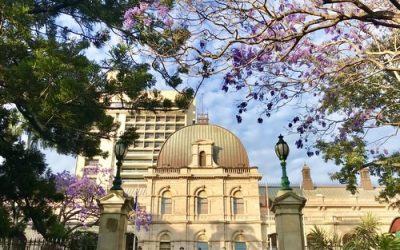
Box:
317;136;367;194
368;153;400;208
174;88;194;110
307;226;341;250
343;213;379;249
315;33;400;202
0;207;12;237
0;0;191;158
0;0;191;239
376;234;400;250
308;214;400;250
0;137;64;238
118;127;139;148
67;231;98;250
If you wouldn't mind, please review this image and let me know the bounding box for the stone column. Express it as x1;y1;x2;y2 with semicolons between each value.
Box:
270;190;306;250
97;190;133;250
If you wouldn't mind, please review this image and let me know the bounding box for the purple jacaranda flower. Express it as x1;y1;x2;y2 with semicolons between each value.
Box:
157;5;169;17
139;3;149;12
143;17;152;26
163;17;173;27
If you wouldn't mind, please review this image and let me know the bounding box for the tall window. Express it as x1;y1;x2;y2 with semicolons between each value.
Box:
197;235;208;250
197;191;208;214
159;234;171;250
199;151;206;166
234;235;246;250
234;242;246;250
197;242;208;250
161;191;172;214
233;191;244;214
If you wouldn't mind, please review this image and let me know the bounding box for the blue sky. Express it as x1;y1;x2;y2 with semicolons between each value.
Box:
44;76;399;186
44;15;399;187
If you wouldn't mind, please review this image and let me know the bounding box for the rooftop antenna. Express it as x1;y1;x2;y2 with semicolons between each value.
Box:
197;93;209;124
201;93;204;114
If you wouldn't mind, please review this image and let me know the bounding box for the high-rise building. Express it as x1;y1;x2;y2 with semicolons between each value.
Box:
75;90;196;186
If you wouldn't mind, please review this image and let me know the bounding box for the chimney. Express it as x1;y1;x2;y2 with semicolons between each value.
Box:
302;164;314;190
360;167;373;190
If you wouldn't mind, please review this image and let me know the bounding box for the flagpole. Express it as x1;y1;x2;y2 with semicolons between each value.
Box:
133;190;138;250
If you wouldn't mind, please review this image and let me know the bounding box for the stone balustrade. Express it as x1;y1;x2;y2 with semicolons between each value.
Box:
146;166;261;177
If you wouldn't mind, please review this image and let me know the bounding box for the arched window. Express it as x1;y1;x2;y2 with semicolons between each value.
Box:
160;234;171;250
342;233;353;246
233;191;244;214
161;191;172;214
199;151;206;166
197;191;208;214
197;234;208;250
125;233;138;250
234;234;246;250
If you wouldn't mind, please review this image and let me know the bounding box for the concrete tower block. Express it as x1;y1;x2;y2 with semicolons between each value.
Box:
97;190;133;250
271;190;307;250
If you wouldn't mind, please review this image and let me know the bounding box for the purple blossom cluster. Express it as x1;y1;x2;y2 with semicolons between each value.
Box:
204;0;395;156
123;1;173;29
54;167;111;228
119;0;397;157
131;208;152;231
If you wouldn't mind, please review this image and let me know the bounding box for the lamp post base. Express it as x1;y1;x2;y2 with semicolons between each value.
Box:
97;190;133;250
271;191;307;250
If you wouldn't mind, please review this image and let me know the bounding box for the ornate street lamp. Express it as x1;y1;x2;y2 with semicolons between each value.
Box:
111;140;127;190
275;135;291;190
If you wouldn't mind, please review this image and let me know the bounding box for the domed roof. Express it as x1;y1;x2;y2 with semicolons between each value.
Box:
157;124;250;168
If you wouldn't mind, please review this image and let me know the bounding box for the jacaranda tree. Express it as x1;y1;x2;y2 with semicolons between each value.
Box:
53;167;152;236
52;169;109;236
122;0;400;197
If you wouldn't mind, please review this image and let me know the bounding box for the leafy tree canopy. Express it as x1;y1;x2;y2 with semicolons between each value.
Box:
0;109;64;238
1;0;193;158
0;0;191;238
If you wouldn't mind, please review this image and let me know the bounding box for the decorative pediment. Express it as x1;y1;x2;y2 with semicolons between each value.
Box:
270;190;307;213
97;190;132;205
192;139;214;145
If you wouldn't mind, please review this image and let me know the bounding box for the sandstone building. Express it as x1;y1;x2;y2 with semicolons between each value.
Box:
75;100;399;249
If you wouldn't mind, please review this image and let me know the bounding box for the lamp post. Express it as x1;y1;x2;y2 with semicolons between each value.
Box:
275;134;291;190
111;140;127;190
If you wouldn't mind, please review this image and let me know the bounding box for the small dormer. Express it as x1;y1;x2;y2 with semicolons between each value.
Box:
188;139;219;168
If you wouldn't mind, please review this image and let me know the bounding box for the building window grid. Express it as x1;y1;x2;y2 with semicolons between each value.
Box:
176;115;185;122
165;116;175;123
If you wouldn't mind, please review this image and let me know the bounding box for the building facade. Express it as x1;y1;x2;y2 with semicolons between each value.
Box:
259;166;399;249
137;123;263;250
74;99;399;249
130;123;399;250
75;90;196;187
